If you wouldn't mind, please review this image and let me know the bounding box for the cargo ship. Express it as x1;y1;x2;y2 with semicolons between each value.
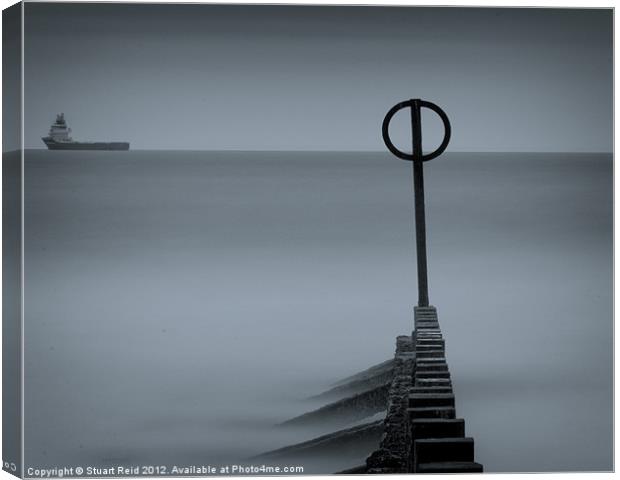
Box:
42;113;130;150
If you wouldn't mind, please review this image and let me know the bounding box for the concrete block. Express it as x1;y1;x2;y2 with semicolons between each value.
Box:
416;363;449;372
414;437;474;464
416;378;452;387
416;325;440;332
408;406;456;419
409;393;455;408
417;338;445;345
411;418;465;439
416;371;451;380
416;332;443;338
415;357;446;364
416;345;444;352
416;329;441;335
415;320;439;327
416;337;443;343
410;386;453;395
415;350;445;358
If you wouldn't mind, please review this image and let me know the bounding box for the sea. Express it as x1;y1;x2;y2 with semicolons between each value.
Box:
19;150;612;473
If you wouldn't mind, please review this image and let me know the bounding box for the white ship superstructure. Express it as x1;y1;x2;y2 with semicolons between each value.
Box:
47;113;73;143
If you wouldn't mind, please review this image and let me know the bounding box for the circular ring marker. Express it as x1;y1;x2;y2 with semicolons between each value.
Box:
382;99;451;162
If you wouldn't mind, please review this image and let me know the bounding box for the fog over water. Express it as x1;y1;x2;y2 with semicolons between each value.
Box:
23;150;612;473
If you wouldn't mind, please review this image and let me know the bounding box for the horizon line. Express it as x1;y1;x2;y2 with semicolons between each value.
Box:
15;148;614;155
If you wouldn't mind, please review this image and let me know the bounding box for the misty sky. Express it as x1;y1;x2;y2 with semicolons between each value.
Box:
23;4;612;152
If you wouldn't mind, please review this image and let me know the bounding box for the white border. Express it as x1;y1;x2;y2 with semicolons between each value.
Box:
0;3;615;480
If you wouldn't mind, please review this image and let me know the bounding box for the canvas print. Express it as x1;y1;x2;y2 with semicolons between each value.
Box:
2;2;613;477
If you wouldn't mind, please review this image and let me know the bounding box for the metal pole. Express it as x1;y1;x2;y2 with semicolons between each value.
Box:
410;100;429;307
382;99;451;309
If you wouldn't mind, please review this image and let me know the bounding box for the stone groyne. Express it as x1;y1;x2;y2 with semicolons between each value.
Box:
364;306;483;474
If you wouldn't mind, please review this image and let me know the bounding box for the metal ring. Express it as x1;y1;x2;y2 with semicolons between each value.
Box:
381;99;451;162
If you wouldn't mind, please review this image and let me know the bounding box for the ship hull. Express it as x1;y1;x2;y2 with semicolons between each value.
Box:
42;138;129;150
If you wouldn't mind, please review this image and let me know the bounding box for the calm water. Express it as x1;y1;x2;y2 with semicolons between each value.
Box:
22;150;612;473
